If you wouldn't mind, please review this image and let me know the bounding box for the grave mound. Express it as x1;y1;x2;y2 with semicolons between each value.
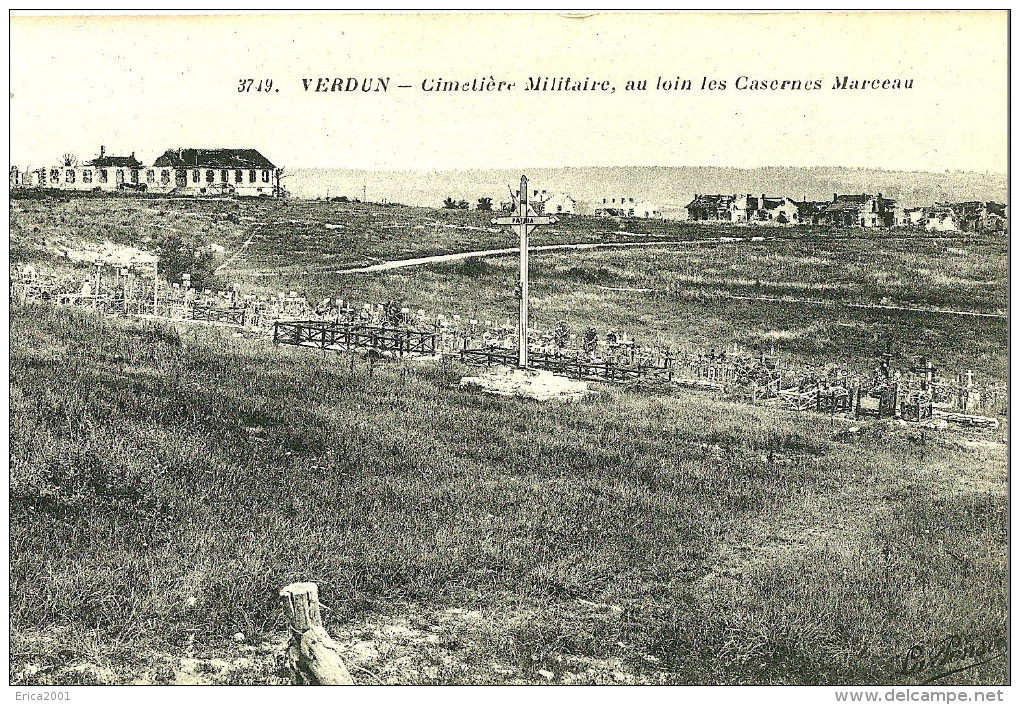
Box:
460;365;589;402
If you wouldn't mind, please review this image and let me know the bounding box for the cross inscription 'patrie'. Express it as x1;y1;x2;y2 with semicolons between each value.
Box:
492;174;557;368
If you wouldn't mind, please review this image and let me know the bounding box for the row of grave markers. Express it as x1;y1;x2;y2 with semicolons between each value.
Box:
11;263;1007;417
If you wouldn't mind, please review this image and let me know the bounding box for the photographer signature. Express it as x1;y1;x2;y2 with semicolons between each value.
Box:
901;634;1007;683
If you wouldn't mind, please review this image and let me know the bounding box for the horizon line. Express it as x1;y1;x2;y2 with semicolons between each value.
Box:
286;164;1007;177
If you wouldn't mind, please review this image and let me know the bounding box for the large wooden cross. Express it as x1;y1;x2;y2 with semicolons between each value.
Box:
492;175;556;368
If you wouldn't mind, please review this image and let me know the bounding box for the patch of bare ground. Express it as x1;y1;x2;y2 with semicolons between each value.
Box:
11;604;685;685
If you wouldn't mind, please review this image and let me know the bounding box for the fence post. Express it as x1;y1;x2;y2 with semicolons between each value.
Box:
279;582;354;685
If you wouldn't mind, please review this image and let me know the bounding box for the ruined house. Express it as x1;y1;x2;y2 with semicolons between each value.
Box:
746;194;801;225
795;200;829;226
896;207;926;227
632;200;662;219
924;205;959;232
595;196;661;218
685;194;739;222
818;193;897;228
24;146;145;191
686;193;800;224
543;193;577;215
930;201;1008;233
501;188;549;213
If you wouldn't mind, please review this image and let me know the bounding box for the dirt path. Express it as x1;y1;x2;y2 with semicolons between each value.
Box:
215;224;266;273
333;238;1005;320
333;238;722;274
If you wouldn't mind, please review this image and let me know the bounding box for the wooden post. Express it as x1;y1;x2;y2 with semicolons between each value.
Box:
279;582;354;685
518;175;529;369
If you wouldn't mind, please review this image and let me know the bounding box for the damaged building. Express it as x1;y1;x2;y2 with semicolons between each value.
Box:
21;146;145;191
818;193;897;228
921;201;1008;233
14;146;283;197
686;193;801;224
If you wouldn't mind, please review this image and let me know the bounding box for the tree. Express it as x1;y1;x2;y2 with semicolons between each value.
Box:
154;232;193;284
443;196;457;209
477;197;493;211
60;153;78;167
155;232;218;289
456;200;469;210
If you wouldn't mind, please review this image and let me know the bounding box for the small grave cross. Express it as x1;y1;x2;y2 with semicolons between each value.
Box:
492;175;557;368
911;356;938;388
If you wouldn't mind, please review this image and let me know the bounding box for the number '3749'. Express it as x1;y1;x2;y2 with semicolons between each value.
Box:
238;79;275;92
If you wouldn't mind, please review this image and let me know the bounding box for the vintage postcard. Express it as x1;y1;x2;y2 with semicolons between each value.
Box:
8;10;1009;695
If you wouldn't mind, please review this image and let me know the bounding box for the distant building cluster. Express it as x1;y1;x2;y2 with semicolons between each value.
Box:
595;196;662;219
10;146;283;198
500;189;661;219
9;151;1007;232
686;192;1007;232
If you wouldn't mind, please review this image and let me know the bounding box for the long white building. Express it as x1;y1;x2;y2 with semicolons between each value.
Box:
13;146;282;197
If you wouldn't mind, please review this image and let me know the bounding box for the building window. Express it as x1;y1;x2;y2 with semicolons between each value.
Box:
192;169;200;183
116;170;125;184
50;168;59;182
235;169;243;183
249;170;256;183
220;169;228;182
98;170;108;184
146;169;155;183
38;170;46;185
206;170;214;183
82;169;92;184
262;170;270;183
66;169;75;183
161;170;171;184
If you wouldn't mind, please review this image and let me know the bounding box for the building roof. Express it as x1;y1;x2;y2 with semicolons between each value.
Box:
938;201;1007;218
754;197;789;211
795;200;829;211
822;193;896;213
153;148;276;170
85;154;143;168
686;194;735;209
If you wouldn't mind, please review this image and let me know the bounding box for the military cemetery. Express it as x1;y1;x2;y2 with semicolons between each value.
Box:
9;10;1007;692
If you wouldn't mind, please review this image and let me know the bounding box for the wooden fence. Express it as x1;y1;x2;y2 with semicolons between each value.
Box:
274;320;438;357
10;271;1007;422
191;305;248;326
460;346;671;384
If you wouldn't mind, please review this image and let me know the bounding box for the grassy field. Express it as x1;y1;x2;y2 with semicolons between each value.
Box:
9;304;1008;685
10;192;714;274
16;193;1005;377
271;240;1008;380
9;193;1009;684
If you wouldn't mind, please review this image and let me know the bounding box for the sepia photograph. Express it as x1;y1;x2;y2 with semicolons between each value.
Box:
7;10;1009;692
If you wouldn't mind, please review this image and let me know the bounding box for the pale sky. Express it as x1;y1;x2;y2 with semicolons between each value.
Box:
9;11;1008;174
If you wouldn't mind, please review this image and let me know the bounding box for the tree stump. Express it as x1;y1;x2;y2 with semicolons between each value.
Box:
279;582;354;685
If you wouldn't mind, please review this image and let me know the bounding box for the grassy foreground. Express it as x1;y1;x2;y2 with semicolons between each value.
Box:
10;304;1007;684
